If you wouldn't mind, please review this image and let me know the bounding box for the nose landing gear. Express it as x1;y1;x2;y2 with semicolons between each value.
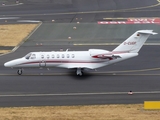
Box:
17;69;22;75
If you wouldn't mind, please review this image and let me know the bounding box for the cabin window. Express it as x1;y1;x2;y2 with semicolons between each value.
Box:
47;55;50;59
52;54;54;58
62;54;64;58
30;54;36;59
72;54;75;58
57;54;59;58
67;54;69;58
25;53;32;60
41;55;44;59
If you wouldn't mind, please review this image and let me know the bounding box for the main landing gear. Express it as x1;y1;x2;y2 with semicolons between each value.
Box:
17;69;22;75
76;68;83;76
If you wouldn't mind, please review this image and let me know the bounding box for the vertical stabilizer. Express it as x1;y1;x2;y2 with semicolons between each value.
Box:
113;30;157;53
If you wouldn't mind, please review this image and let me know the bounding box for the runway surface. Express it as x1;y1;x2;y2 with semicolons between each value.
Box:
0;0;160;107
1;44;160;107
0;0;160;23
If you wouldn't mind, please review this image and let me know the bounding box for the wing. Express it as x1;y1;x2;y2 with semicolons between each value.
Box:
58;63;107;69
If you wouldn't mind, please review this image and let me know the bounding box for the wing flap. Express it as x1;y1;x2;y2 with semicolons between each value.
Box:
64;63;94;69
92;54;121;60
58;63;107;69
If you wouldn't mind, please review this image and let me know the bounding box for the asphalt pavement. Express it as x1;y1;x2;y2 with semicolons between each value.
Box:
0;0;160;107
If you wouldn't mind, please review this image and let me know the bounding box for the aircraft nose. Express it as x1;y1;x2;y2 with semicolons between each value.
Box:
4;60;16;67
4;62;12;67
4;58;23;67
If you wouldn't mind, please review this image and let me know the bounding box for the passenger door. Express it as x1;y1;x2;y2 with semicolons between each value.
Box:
39;53;46;67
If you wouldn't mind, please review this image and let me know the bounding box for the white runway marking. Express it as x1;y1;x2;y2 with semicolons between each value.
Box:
0;91;159;97
0;17;19;19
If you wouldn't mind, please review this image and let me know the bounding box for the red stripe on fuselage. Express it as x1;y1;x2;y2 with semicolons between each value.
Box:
18;60;106;65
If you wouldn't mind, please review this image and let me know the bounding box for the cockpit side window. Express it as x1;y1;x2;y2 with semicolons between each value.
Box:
30;54;36;59
25;53;32;60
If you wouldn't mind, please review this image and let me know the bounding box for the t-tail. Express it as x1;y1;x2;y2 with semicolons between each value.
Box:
113;30;157;53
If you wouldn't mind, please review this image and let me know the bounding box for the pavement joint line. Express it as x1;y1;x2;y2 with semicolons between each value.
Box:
1;73;160;76
0;22;42;57
118;73;160;75
12;22;42;52
98;67;160;73
0;91;160;97
73;43;160;46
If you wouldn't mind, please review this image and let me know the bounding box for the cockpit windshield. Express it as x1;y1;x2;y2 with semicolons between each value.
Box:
25;53;36;60
25;53;32;59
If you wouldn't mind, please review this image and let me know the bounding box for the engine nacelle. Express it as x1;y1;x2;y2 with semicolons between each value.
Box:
89;49;110;57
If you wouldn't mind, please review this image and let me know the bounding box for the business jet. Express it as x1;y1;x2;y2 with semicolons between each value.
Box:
4;30;157;76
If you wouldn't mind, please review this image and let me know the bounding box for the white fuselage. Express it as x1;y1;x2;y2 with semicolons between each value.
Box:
4;49;138;69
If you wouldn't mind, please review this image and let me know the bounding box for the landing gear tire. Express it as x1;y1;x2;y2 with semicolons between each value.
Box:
76;68;83;76
17;69;22;75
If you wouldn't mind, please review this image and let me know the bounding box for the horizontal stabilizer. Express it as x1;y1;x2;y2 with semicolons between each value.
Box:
137;30;157;35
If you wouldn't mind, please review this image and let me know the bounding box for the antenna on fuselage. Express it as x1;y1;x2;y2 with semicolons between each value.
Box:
66;48;70;52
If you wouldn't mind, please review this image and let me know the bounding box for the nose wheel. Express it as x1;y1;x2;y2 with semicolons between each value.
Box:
17;69;22;75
